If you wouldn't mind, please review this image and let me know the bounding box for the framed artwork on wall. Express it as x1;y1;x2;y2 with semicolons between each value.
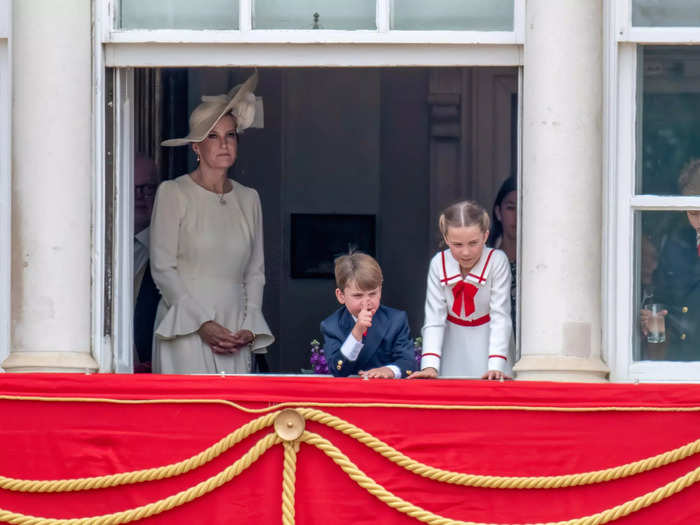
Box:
290;213;376;278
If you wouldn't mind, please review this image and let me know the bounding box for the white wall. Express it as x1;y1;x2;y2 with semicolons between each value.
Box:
234;68;432;372
280;69;381;372
0;0;9;38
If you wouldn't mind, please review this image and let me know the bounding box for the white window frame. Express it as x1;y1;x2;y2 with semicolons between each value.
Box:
108;0;524;45
0;0;12;369
607;0;700;382
111;68;135;373
93;0;110;371
92;0;524;371
104;0;524;67
103;0;524;69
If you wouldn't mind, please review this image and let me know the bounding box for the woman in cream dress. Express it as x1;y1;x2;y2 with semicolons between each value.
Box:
151;72;274;374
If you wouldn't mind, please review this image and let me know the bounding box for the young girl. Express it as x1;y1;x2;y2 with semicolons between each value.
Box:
409;201;512;379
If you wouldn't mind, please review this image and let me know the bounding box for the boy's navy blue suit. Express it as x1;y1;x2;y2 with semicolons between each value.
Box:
321;305;416;378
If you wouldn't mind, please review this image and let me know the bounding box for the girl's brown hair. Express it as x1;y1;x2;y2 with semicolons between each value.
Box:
438;200;490;239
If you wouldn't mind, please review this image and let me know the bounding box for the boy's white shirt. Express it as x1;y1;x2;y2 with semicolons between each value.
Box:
340;314;401;378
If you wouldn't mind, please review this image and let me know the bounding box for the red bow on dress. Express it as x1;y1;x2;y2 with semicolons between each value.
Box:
451;281;478;318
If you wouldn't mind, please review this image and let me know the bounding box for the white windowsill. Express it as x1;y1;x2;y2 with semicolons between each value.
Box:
106;29;521;45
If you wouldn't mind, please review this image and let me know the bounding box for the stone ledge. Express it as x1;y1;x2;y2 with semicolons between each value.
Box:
513;355;610;383
2;351;99;373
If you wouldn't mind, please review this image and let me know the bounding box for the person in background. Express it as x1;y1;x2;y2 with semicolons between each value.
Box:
151;72;274;374
488;176;517;332
133;153;160;372
641;159;700;361
409;201;512;379
321;252;416;379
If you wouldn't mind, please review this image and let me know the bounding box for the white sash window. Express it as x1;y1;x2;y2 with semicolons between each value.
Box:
607;0;700;381
93;1;524;372
116;0;516;33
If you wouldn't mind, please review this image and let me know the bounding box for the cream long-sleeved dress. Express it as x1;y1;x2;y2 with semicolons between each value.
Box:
149;174;274;374
420;247;512;377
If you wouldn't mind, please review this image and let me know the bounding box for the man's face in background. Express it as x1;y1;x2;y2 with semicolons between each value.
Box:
134;155;158;234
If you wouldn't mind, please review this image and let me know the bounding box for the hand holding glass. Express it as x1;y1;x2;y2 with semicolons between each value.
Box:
646;303;666;344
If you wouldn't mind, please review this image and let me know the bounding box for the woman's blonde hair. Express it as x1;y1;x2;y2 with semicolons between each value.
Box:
438;200;490;239
334;252;383;291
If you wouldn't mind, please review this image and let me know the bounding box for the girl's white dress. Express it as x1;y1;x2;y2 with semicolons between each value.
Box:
420;247;512;377
149;175;274;374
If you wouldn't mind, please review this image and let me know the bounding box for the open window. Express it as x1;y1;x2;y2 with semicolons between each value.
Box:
106;66;520;373
95;0;523;373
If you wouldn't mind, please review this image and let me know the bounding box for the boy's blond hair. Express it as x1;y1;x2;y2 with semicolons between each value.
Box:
334;252;383;291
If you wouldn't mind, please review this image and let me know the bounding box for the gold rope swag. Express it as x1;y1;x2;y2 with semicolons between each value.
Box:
0;401;699;524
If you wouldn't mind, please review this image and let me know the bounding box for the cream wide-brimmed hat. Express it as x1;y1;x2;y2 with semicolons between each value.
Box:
161;72;258;147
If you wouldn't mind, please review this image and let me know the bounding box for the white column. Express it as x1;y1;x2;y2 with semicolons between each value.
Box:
514;0;609;381
3;0;98;372
0;0;11;370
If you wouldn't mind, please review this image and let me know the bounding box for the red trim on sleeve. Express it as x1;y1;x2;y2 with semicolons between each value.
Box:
488;354;508;361
421;353;442;359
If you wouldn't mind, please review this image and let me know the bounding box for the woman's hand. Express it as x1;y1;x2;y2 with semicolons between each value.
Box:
198;321;238;354
407;367;438;379
231;329;255;349
482;370;511;380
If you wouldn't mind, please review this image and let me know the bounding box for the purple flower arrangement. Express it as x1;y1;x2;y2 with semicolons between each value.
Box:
412;336;423;366
309;339;330;374
309;337;423;375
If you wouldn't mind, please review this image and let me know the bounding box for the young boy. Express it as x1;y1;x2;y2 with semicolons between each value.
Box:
321;252;416;378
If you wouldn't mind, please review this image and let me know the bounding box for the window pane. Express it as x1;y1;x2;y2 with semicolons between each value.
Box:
391;0;513;31
253;0;375;30
119;0;238;30
633;0;700;27
638;46;700;195
636;210;700;362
